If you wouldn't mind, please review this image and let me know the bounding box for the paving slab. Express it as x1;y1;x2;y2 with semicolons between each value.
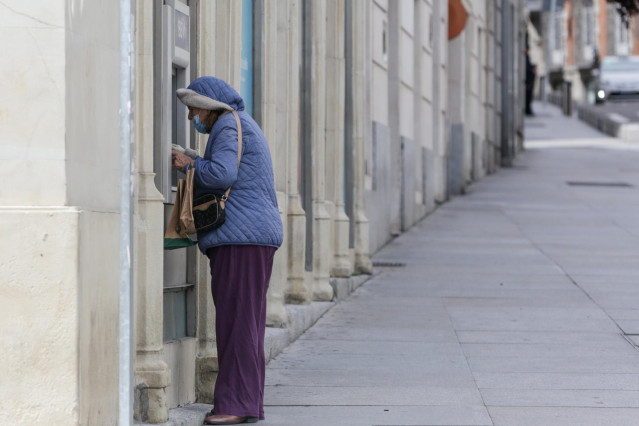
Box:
261;406;493;426
269;353;471;374
489;407;639;426
264;385;485;407
460;342;639;359
481;388;639;408
278;339;466;358
466;354;639;374
456;330;625;345
265;369;477;388
474;372;639;391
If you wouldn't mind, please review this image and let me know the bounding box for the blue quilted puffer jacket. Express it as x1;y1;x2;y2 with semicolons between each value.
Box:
185;77;283;253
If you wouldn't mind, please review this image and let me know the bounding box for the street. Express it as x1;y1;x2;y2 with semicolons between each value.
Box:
593;99;639;123
261;103;639;426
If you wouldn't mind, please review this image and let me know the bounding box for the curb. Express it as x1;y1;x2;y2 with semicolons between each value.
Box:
576;103;639;141
137;274;372;426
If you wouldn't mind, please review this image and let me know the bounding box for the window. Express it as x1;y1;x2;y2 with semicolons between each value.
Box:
583;7;594;46
240;0;253;115
616;12;630;55
429;14;433;46
618;17;629;43
383;21;388;62
554;12;563;51
581;6;595;63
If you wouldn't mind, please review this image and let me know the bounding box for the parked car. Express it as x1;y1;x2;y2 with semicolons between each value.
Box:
595;56;639;104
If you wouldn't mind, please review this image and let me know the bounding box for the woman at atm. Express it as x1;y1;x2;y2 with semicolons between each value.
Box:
171;76;283;425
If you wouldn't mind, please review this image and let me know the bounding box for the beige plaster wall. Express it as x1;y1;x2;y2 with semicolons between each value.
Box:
66;1;121;211
78;211;120;425
0;209;80;424
0;1;66;206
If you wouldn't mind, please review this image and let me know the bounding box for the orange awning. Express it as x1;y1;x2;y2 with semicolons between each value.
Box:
448;0;468;40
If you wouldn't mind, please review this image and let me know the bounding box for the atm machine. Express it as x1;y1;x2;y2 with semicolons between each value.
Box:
153;0;197;407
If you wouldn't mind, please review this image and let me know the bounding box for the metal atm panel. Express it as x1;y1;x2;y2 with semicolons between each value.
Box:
155;0;196;343
154;0;198;409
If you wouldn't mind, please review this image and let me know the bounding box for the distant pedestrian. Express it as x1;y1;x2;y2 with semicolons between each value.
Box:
171;76;283;425
525;48;536;116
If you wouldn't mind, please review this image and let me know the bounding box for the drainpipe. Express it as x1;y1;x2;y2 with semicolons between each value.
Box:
119;0;135;424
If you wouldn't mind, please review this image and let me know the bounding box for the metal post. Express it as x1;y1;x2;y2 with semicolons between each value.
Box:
544;0;557;105
119;0;134;424
564;80;572;115
501;0;513;166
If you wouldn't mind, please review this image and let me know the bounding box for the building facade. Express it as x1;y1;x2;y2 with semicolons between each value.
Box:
0;0;525;424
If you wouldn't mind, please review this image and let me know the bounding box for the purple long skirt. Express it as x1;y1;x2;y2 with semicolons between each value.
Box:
206;245;277;420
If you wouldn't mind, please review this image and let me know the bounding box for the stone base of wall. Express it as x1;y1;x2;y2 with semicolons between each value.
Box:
0;207;119;426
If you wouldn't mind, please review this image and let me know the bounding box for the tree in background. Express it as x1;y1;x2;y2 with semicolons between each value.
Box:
609;0;639;26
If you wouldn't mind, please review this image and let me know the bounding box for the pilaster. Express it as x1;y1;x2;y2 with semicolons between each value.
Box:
351;0;373;274
133;1;170;422
310;0;334;301
326;0;353;278
195;253;217;403
193;0;223;402
259;0;289;327
213;0;242;89
284;0;312;305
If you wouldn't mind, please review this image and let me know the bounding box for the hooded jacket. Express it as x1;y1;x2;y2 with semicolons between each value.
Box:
177;76;283;253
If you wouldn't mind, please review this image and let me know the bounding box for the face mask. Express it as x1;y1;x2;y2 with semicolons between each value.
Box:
193;114;208;134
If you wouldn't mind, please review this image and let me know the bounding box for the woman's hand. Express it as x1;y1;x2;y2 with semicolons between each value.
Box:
172;150;192;171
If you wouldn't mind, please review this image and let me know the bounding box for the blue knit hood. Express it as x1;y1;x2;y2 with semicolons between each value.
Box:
186;76;246;112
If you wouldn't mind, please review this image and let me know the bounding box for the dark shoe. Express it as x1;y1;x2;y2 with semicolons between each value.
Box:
203;413;258;425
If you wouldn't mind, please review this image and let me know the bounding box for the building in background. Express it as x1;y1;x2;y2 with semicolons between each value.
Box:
0;0;526;424
529;0;638;103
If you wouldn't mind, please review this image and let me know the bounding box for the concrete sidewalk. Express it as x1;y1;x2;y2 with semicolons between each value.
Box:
262;103;639;426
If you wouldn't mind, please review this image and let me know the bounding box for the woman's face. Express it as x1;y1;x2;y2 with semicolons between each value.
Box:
187;106;205;121
188;107;218;128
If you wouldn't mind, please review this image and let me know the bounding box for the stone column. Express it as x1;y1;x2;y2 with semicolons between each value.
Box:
483;2;496;174
350;0;373;274
258;0;289;327
387;1;403;235
326;0;353;278
447;26;466;196
284;0;312;305
412;0;427;218
134;0;170;422
194;1;216;404
310;0;334;301
431;0;449;201
213;1;242;88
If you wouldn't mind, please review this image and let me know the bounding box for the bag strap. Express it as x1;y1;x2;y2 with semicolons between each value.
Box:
221;110;243;202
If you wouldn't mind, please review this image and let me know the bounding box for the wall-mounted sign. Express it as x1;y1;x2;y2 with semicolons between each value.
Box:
175;10;189;52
